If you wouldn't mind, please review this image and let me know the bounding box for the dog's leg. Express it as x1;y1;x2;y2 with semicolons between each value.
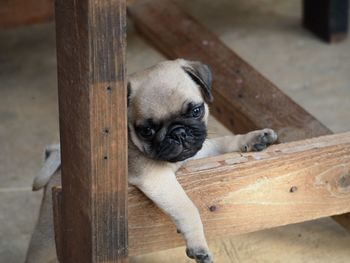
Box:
194;128;278;159
130;168;212;263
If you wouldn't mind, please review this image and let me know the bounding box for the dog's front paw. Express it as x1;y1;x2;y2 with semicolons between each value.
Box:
240;128;278;152
186;247;213;263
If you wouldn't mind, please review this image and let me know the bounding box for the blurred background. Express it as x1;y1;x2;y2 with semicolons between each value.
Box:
1;0;350;262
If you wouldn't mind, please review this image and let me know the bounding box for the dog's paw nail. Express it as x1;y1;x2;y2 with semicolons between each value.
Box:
196;253;210;261
252;143;267;151
261;129;278;143
240;144;249;152
186;248;195;259
186;248;213;263
252;129;278;151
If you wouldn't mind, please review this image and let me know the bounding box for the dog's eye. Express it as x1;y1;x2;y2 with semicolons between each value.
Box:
139;126;155;138
191;106;203;118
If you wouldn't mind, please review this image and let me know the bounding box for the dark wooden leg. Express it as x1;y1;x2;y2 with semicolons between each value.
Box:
303;0;349;43
55;0;128;262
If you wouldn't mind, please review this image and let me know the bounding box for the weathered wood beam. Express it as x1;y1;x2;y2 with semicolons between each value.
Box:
128;0;332;143
303;0;349;43
128;0;350;235
55;0;128;262
128;132;350;255
0;0;54;28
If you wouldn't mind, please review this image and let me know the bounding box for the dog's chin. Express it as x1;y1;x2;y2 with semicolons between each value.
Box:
160;148;200;163
166;150;199;163
154;141;203;163
142;142;203;163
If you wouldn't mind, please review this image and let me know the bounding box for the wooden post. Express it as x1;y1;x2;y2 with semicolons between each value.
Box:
55;0;128;262
303;0;349;43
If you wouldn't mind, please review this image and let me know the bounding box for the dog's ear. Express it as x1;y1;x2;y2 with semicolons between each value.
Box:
181;60;213;103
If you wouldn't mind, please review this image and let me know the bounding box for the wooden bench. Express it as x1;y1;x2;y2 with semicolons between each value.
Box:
3;0;350;262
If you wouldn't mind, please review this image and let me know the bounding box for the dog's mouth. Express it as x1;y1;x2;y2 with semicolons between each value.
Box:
154;124;207;162
156;141;199;162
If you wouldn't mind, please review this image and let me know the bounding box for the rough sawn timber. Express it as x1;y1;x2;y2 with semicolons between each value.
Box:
55;0;128;262
128;132;350;255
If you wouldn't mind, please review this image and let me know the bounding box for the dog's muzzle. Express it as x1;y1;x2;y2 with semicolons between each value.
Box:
155;123;206;162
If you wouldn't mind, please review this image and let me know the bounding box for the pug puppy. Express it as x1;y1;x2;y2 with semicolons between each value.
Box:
26;59;277;263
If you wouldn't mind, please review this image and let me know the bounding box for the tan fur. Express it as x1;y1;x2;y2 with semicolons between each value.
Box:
26;59;277;263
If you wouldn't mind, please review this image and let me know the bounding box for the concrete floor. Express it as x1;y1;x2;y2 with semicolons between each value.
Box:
1;0;350;262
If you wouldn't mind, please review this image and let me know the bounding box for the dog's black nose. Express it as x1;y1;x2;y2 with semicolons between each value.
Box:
170;125;187;140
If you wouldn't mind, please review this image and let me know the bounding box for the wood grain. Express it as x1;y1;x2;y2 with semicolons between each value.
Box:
0;0;54;27
55;0;128;262
128;0;350;237
127;132;350;255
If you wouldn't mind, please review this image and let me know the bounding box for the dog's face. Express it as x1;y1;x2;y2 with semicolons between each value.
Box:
128;59;213;162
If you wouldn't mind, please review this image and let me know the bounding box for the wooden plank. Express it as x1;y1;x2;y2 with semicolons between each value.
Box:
0;0;54;28
303;0;349;43
127;132;350;255
128;0;350;235
55;0;128;262
52;132;350;255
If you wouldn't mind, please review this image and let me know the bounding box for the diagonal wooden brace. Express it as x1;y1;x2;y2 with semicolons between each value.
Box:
128;0;350;236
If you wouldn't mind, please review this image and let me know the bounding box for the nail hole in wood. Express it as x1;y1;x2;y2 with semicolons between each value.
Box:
290;186;298;193
103;156;108;160
103;128;109;134
106;86;112;92
209;205;217;212
339;174;350;188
